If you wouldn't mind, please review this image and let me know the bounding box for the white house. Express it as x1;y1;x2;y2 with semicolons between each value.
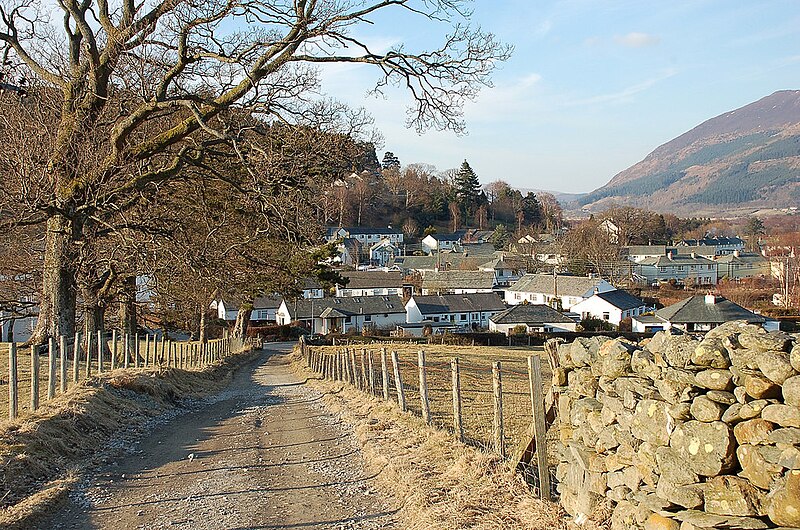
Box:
570;289;650;327
336;271;404;297
489;304;577;335
405;293;506;330
504;274;615;311
275;295;406;334
634;251;718;286
210;298;240;321
326;226;403;245
421;270;497;295
632;294;765;333
421;233;462;254
674;237;745;255
370;239;402;267
250;295;282;323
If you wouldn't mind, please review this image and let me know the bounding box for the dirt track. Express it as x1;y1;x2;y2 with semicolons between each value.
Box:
41;344;397;529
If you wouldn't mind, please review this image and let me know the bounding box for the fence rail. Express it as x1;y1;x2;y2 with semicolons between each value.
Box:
300;338;558;499
1;334;245;421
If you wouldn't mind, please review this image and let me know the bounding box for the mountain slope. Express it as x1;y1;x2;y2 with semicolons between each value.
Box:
580;90;800;214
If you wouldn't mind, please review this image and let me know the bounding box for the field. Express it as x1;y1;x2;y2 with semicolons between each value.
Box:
311;344;553;462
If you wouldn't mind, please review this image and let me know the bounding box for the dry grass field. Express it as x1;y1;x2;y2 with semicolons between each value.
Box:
311;344;553;459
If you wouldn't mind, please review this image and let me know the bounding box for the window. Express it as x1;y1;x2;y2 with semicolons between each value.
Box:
472;313;479;319
345;316;352;323
602;312;610;320
460;314;467;321
515;293;521;300
658;266;666;272
364;314;372;322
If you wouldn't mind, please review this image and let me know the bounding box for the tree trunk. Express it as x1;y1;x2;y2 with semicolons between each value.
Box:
6;318;14;342
83;297;107;355
30;214;77;345
119;276;137;338
199;306;207;343
233;305;252;339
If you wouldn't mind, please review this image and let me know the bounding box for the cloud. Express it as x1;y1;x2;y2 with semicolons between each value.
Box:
563;68;678;107
614;32;660;48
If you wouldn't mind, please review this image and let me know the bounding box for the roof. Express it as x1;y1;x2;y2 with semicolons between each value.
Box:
422;270;497;291
327;226;401;236
410;293;506;314
590;290;646;310
283;295;406;320
676;237;744;247
427;232;462;242
715;252;768;264
507;274;610;297
390;254;482;272
638;254;716;267
655;295;766;324
253;294;283;310
339;271;403;289
490;304;574;325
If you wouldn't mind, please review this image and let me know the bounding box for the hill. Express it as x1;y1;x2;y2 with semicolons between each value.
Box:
579;90;800;215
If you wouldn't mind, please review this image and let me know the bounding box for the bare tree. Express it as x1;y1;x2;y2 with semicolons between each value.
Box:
0;0;511;343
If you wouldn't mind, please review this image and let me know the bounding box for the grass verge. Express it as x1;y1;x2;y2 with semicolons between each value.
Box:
291;348;566;530
0;347;259;529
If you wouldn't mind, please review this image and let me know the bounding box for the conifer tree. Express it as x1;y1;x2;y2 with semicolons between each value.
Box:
454;160;481;225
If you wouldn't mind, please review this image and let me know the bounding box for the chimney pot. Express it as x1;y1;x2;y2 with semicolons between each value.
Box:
705;294;717;305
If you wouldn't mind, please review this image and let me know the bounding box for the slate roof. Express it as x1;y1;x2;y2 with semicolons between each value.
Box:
283;295;405;320
390;255;479;272
422;270;497;291
676;237;744;247
410;293;506;314
638;254;716;267
253;294;282;310
507;274;610;297
339;271;403;289
592;290;647;310
327;226;401;237
655;295;766;324
715;253;769;265
490;304;574;325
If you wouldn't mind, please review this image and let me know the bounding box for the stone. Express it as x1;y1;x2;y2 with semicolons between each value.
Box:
705;320;765;341
611;500;639;530
615;376;660;400
766;469;800;527
739;399;769;419
762;404;800;428
632;348;662;379
756;350;797;385
743;372;781;399
771;445;800;469
769;427;800;444
737;444;784;490
670;420;736;476
649;332;697;369
594;338;635;378
558;394;573;421
721;403;744;423
791;344;800;372
644;513;680;530
608;485;632;503
552;367;567;386
703;475;765;516
667;403;692;421
729;349;760;371
783;375;800;407
665;510;769;529
573;424;600;447
657;369;700;404
632;400;674;446
656;446;699;486
569;337;595;367
655;478;704;509
690;396;725;422
692;338;731;369
586;410;608;434
595;425;621;453
739;331;792;352
705;390;736;405
733;419;775;445
694;369;733;390
634;442;660;487
734;385;749;404
558;343;577;369
568;368;598;398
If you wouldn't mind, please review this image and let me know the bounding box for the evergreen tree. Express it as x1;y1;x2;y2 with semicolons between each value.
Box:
490;224;511;250
454;160;481;225
382;151;401;170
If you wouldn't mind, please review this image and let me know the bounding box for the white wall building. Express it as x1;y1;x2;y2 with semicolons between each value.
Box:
405;293;506;329
570;290;650;327
504;274;616;311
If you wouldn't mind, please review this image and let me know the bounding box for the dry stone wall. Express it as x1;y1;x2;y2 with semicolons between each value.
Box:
552;321;800;530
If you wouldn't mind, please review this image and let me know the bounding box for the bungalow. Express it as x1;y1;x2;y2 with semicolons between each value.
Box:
370;239;402;267
210;298;240;322
504;274;615;311
632;294;766;333
421;233;462;254
405;293;506;329
421;270;497;295
634;251;718;286
489;304;577;335
336;271;404;297
250;295;283;323
389;254;478;274
275;295;406;334
326;226;404;245
715;251;770;279
479;255;527;286
570;289;650;327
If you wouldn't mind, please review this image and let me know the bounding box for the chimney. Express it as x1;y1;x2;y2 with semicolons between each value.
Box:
705;294;717;305
691;252;696;259
733;250;740;258
667;251;673;259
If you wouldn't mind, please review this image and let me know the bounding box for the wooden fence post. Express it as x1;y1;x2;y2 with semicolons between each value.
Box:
135;335;141;368
73;331;81;383
160;334;166;365
391;351;406;412
381;348;390;401
85;332;92;378
418;350;431;424
144;335;150;368
349;349;358;386
97;330;104;373
111;329;117;370
59;335;67;393
124;333;130;368
492;361;505;458
451;357;464;442
360;349;368;390
529;355;551;500
367;350;376;395
8;343;18;420
48;337;57;399
30;345;39;412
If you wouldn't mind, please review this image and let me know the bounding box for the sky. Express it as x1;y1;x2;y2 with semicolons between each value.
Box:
316;0;800;194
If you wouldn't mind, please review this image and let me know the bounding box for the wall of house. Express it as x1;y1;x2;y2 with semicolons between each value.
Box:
335;287;402;297
489;321;576;335
638;263;718;285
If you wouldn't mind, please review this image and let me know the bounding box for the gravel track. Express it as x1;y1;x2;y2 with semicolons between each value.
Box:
40;343;397;530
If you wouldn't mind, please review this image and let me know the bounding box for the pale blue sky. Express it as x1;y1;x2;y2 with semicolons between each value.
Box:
317;1;800;193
